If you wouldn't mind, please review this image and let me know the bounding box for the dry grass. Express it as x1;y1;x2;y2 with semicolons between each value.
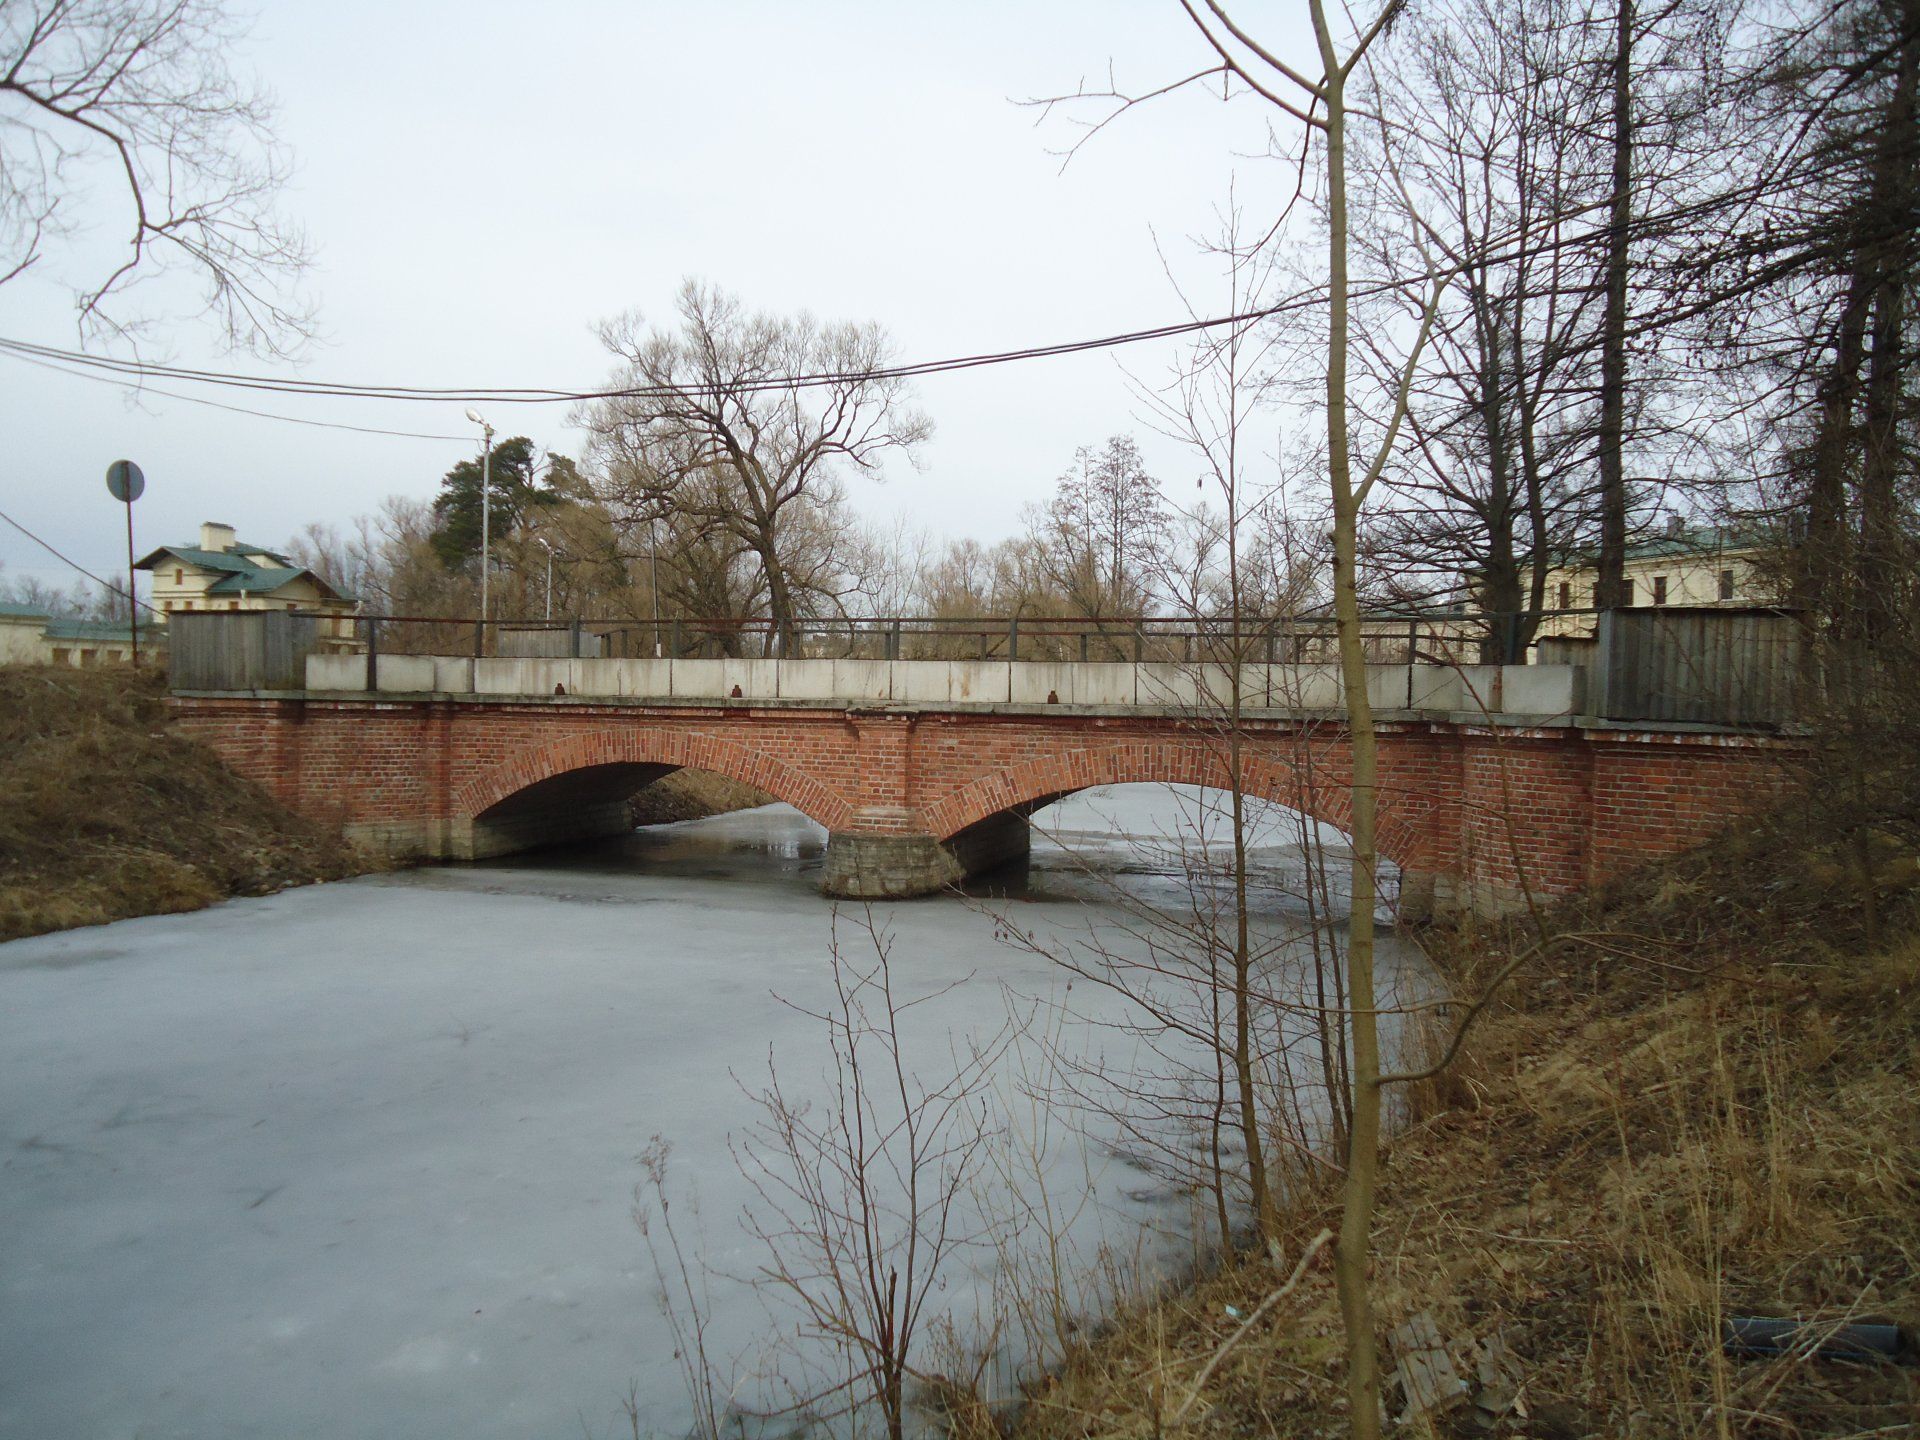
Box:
628;770;774;826
1014;807;1920;1440
0;665;364;941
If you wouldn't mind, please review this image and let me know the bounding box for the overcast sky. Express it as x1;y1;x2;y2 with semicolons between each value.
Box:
1;1;1319;596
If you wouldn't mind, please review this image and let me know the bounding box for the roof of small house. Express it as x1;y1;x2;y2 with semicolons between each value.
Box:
135;542;295;573
0;601;50;621
202;565;336;597
42;617;161;642
134;544;353;603
1500;522;1779;575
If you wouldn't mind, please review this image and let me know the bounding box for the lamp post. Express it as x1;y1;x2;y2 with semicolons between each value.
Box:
648;516;662;657
536;536;555;622
464;408;494;622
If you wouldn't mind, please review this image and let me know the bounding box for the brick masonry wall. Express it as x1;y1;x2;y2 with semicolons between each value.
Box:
168;696;1801;902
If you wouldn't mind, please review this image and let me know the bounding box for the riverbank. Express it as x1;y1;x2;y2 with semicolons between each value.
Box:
0;666;774;943
1014;809;1919;1437
0;666;362;942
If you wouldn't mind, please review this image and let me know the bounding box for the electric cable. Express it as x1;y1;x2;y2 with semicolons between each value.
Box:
0;505;163;615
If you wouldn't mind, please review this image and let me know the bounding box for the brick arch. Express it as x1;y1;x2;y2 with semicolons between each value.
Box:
922;742;1422;873
453;728;858;831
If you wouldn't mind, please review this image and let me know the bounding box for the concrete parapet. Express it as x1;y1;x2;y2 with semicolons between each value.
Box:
307;653;366;690
294;654;1593;722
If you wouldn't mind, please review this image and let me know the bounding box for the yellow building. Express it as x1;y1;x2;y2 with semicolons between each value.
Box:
136;522;357;644
0;602;161;666
1535;521;1778;638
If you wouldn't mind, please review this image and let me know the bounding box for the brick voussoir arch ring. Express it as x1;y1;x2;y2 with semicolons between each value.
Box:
923;742;1418;869
452;729;858;832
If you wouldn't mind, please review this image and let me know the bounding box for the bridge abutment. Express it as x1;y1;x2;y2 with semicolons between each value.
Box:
822;812;1031;899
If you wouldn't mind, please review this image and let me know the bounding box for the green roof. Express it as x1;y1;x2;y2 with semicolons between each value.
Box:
42;617;160;642
135;542;349;602
204;565;309;596
0;600;50;620
137;543;292;573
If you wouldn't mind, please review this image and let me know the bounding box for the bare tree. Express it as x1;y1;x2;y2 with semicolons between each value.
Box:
1351;0;1605;655
576;281;932;653
734;910;1007;1440
0;0;312;350
1026;435;1169;623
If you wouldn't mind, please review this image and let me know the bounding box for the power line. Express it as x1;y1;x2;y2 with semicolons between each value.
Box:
0;301;1298;406
0;349;471;441
0;137;1878;416
0;505;161;615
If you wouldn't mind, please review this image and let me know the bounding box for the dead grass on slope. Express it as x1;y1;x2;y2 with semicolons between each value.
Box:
0;666;363;941
628;770;775;826
1011;811;1920;1440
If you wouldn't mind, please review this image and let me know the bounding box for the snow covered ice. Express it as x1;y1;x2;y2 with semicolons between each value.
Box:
0;786;1415;1440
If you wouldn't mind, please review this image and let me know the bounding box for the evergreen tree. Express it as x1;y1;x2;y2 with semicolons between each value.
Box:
429;439;575;573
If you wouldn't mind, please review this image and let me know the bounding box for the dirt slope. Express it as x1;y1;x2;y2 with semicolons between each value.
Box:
0;666;361;941
1015;813;1919;1439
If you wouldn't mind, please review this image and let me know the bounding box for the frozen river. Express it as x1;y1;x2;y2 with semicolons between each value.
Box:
0;785;1417;1440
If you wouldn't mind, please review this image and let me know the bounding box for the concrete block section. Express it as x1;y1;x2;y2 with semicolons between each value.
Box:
776;659;841;701
1445;665;1505;716
374;656;437;693
1364;665;1416;711
1135;662;1199;708
1008;661;1079;706
668;659;725;698
432;657;474;694
615;659;674;699
476;658;571;695
1406;665;1464;712
715;658;779;700
890;660;954;703
306;654;367;691
563;659;618;697
948;660;1011;704
1267;663;1343;709
1496;663;1584;717
831;658;892;702
1070;663;1136;706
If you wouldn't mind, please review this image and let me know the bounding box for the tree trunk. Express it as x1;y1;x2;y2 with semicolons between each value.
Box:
1857;0;1918;631
761;545;798;657
1594;0;1635;611
1315;47;1386;1440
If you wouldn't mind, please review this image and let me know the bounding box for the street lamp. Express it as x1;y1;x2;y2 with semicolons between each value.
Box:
648;516;663;657
536;536;555;622
464;408;495;622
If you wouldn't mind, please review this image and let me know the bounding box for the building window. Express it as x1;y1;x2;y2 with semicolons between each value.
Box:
229;601;240;611
1653;576;1669;605
1557;581;1571;610
1719;569;1735;601
174;568;183;585
80;649;97;667
51;648;70;665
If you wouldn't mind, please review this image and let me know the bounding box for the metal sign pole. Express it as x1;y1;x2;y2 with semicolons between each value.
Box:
105;460;146;667
125;494;137;666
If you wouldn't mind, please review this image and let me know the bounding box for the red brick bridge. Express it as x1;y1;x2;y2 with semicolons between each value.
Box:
167;654;1797;917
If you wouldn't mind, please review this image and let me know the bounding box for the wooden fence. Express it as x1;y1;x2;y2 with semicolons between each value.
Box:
168;612;318;691
1593;607;1803;726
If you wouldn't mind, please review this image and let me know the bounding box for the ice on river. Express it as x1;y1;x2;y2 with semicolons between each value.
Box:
0;785;1414;1440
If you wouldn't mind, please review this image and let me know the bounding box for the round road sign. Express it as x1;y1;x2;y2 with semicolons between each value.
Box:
106;459;146;503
